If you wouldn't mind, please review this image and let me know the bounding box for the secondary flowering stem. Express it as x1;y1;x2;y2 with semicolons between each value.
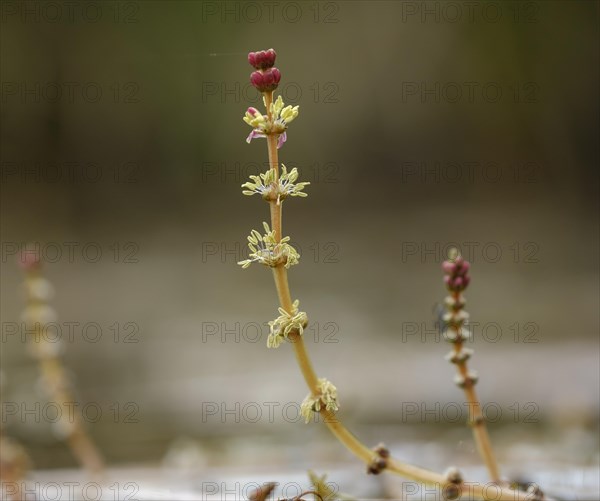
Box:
443;255;501;483
19;258;104;474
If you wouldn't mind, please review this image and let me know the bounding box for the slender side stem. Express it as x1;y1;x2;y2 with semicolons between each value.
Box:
257;93;528;500
451;291;501;482
0;428;29;500
38;358;105;473
25;270;105;474
464;384;500;481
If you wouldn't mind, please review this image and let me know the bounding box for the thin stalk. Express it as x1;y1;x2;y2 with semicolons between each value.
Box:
464;383;500;482
24;269;105;474
37;357;105;473
451;289;500;482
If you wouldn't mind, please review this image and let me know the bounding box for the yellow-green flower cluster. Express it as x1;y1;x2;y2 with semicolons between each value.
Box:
300;378;339;423
241;164;310;203
267;299;308;348
243;96;299;148
238;222;300;269
243;107;267;129
271;94;299;124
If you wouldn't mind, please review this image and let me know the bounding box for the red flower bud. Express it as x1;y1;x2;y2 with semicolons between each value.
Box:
442;261;456;275
18;251;42;271
248;49;276;70
250;67;281;93
250;71;263;89
456;260;470;275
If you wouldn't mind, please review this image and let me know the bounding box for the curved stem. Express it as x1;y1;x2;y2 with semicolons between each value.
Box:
288;332;320;397
275;274;528;501
257;91;529;501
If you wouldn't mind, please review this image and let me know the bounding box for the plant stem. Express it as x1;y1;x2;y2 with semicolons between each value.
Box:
24;270;105;474
258;94;528;501
464;384;500;481
272;266;294;315
264;90;284;245
37;357;105;473
451;291;501;482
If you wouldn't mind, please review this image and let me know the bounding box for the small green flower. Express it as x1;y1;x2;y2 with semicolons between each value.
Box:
272;94;299;124
241;167;276;198
243;95;299;148
238;222;300;269
300;378;339;423
243;107;268;129
267;299;308;348
241;164;310;203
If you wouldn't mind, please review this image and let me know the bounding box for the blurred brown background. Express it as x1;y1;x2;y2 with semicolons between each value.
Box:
1;0;598;494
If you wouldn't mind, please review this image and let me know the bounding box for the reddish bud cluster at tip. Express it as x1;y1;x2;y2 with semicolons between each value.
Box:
18;252;42;272
250;67;281;93
442;256;471;292
248;49;281;93
248;49;276;70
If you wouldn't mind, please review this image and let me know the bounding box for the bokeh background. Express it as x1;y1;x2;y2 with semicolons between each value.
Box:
1;1;599;498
